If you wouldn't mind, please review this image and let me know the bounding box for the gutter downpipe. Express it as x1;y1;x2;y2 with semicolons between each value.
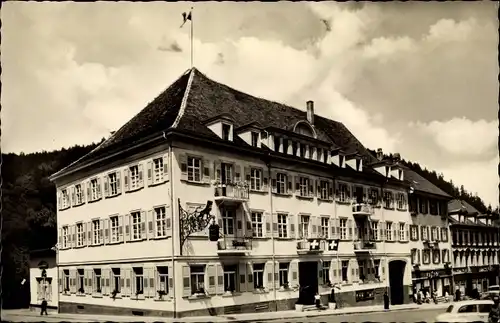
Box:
164;131;177;319
381;178;388;295
263;130;278;310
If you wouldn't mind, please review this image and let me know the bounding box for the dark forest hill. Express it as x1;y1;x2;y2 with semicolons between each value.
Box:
366;149;490;213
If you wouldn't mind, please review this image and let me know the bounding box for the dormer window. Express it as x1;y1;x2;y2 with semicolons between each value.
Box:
300;145;306;158
251;132;259;147
222;124;231;141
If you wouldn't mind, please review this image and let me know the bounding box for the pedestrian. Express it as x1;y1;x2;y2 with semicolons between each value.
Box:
455;288;461;302
40;298;48;316
315;292;321;309
489;296;499;323
417;289;422;305
384;291;390;310
329;288;336;303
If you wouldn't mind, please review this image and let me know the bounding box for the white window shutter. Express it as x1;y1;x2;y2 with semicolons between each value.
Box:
147;161;153;186
265;212;272;238
216;263;224;295
246;262;254;292
206;264;216;295
165;206;172;237
179;154;188;181
274;261;280;289
147;210;154;239
103;175;109;197
138;163;144;188
140;211;146;240
116;171;122;194
163;154;169;182
266;262;274;290
290;261;298;287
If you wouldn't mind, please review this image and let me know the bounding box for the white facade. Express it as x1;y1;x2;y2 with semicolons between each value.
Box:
29;251;59;309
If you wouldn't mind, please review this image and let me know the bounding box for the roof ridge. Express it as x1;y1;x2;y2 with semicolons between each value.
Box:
171;68;195;129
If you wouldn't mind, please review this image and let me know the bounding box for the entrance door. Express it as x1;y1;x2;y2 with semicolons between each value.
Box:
299;261;318;305
389;260;406;305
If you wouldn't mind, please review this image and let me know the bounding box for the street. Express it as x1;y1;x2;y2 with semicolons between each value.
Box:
268;307;445;323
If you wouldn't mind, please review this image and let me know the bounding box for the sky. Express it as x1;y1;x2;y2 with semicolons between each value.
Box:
2;2;498;207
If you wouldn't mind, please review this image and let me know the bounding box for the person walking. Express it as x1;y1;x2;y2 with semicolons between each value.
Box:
40;298;48;316
383;291;390;310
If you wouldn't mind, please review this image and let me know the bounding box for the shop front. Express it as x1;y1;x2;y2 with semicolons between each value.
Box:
453;265;499;298
412;267;452;297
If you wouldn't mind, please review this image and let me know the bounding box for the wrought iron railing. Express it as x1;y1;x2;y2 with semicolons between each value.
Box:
214;183;249;200
217;236;252;251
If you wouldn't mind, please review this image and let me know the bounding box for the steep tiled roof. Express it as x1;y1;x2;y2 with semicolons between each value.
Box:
52;68;388;178
403;167;450;198
448;199;480;215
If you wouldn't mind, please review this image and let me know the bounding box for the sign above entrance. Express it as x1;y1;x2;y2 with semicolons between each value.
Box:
356;288;375;302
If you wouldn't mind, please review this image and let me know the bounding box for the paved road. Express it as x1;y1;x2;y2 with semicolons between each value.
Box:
268;307;445;323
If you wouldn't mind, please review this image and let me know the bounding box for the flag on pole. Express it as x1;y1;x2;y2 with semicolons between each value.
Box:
180;10;192;28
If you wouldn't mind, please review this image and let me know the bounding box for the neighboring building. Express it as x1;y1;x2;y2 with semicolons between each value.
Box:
29;248;58;311
49;68;413;318
448;200;500;297
405;169;453;299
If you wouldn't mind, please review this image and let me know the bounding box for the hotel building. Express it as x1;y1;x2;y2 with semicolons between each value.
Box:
49;68;414;318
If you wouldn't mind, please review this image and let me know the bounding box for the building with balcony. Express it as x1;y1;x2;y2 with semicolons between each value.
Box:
448;200;500;298
49;68;413;318
406;169;453;299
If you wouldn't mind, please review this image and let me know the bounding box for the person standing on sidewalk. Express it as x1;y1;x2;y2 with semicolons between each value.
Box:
489;296;499;323
40;298;48;316
383;291;390;310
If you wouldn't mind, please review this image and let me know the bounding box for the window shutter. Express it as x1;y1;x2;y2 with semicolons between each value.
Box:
294;176;300;195
379;221;386;241
147;161;153;186
167;263;174;298
147;210;154;239
138;163;144;188
330;260;337;284
57;191;62;210
316;179;321;198
163;154;169;182
87;222;92;246
246;262;254;292
347;219;353;240
436;227;441;242
104;219;110;244
70;269;76;293
309;179;314;197
236;213;243;238
124;169;130;192
104;175;109;197
266;262;274;290
287;174;293;194
99;219;104;244
97;178;102;199
335;218;340;239
124;214;131;242
86;181;91;201
405;223;410;242
380;259;386;281
265;212;272;238
311;216;317;239
58;269;63;293
272;213;278;238
205;264;216;295
116;171;122;194
71;225;77;248
203;159;211;183
290;261;298;287
144;266;153;298
347;259;353;283
330;218;336;239
69;187;74;206
317;259;323;285
244;166;251;184
289;214;295;239
140;211;146;240
239;262;247;292
328;181;334;200
352;260;359;283
214;160;221;182
234;164;241;183
215;264;224;295
166;206;172;237
124;268;131;297
274;262;280;289
262;169;269;192
58;228;62;248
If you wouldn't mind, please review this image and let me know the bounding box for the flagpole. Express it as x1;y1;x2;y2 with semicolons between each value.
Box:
190;7;194;68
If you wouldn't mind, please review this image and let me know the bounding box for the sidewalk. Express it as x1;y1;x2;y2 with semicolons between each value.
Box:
2;302;450;322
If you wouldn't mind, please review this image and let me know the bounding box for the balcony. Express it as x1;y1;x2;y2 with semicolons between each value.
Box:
214;183;249;203
296;239;324;255
353;240;376;253
352;203;372;217
217;236;252;256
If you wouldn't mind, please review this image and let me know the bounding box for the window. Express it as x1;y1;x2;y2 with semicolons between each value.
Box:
299;177;309;197
187;157;202;182
276;173;287;194
369;188;379;205
108;173;118;196
322;261;330;285
374;259;381;279
279;263;289;287
384;191;393;209
358;259;366;280
299;215;310;239
338;183;349;202
442;249;449;263
153;158;164;184
77;269;84;293
112;268;121;293
386;222;393;241
223;264;237;292
411;249;418;264
433;250;441;264
251;212;263;238
133;267;144;295
222;124;231;141
423;249;431;264
250;168;262;191
429;199;438;215
131;212;142;241
63;270;70;293
62;226;69;248
251;132;259;147
157;266;168;295
90;178;100;201
222;209;235;235
61;189;70;208
253;263;264;289
371;221;379;240
432;227;438;241
129;165;140;190
340;218;347;240
399;223;405;241
155;207;167;238
93;269;102;293
110;216;119;243
396;193;406;210
411;226;418;240
457;305;477;313
341;261;349;282
75;184;83;205
76;223;84;247
422;226;429;241
440;228;448;242
92;220;101;245
319;180;329;200
277;214;288;238
321;218;329;239
274;136;281;152
419;198;428;214
478;304;492;313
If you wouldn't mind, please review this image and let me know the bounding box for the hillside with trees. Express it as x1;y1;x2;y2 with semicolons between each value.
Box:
1;143;492;308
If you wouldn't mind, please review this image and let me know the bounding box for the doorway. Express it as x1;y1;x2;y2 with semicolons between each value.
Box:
299;261;318;305
389;260;406;305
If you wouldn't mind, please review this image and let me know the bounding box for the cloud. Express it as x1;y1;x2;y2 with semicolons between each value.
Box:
410;117;497;156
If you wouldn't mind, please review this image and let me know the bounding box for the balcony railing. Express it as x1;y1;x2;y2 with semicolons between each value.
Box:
214;183;249;201
352;203;372;216
353;239;376;252
217;236;252;255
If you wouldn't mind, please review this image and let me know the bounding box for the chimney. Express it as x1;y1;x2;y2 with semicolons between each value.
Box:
394;153;401;162
306;100;314;125
376;148;383;161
